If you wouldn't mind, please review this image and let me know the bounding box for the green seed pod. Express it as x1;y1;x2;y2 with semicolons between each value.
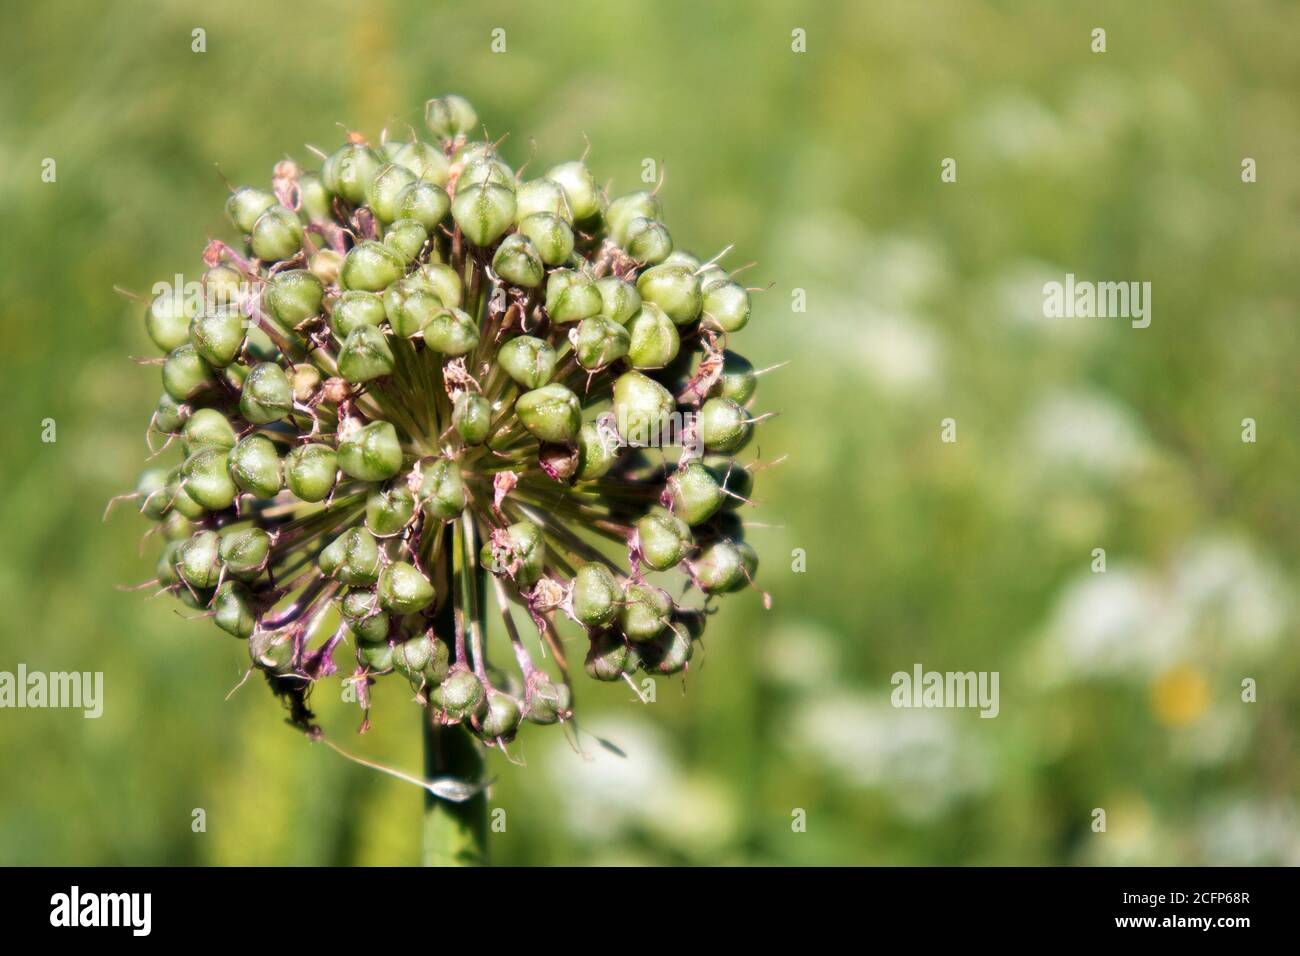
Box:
571;562;621;629
452;180;515;247
308;249;343;285
691;540;746;593
228;435;282;498
395;180;451;231
670;460;723;525
322;141;385;205
453;393;491;445
218;527;271;581
393;631;451;686
135;468;170;520
248;629;295;675
240;362;294;424
572;315;631;370
545;269;602;323
182;448;237;511
575;419;621;479
624;217;672;265
384;280;441;338
605;191;662;246
242;326;278;363
284;443;337;502
596;277;641;325
201;265;244;309
640;625;694;675
490;233;544;288
331;290;387;337
625;302;681;369
433;668;485;722
181;408;237;453
226;187;278;233
524;673;572;725
339;421;403;482
698;396;750;452
425;94;478;140
365;162;417;223
340;240;405;292
145;289;194;352
458;156;515;189
637;508;692;570
663;250;701;271
416;262;463;308
337;324;395;383
515;178;572;223
156;540;182;587
358;640;395;671
265;270;324;328
189;307;246;367
378;561;435;614
517;212;574;266
162;344;217;402
250;205;303;263
612;370;674;445
340;589;390;644
152;391;187;435
177;530;222;590
620;582;672;642
165;468;207;520
637;264;702;326
365;481;416;536
297;172;332;222
480;520;545;586
383;218;429;264
498;335;557;388
161;510;194;542
709;349;757;404
545;160;601;223
319;527;382;585
702;279;750;333
423;307;479;356
418;457;467;521
584;631;636;681
213;581;256;639
476;690;522;741
391;140;451;185
516;383;582;443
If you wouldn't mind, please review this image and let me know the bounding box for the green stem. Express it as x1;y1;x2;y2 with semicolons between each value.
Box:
421;716;488;866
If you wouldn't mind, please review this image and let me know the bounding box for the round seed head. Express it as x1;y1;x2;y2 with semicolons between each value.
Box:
265;270;324;328
515;383;582;443
491;233;545;288
572;316;631;370
620;582;671;643
219;527;272;581
418;458;467;521
181;448;237;511
284;443;338;502
595;277;641;325
545;160;601;222
322;142;385;205
453;393;492;445
340;240;405;292
571;562;621;629
544;269;602;323
365;481;416;536
378;561;436;614
517;212;574;266
423;307;480;356
395;180;451;230
625;302;681;369
425;94;478;140
226;186;278;233
497;335;557;388
250;205;303;262
338;420;403;482
636;508;692;570
338;324;395;383
319;526;382;585
330;290;386;337
228;435;282;498
240;362;294;424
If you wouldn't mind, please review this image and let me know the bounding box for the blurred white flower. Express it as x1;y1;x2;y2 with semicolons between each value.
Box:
1196;798;1300;865
1023;389;1152;480
760;619;839;690
960;92;1066;166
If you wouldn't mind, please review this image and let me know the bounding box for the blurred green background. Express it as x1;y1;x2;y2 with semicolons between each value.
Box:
2;0;1297;865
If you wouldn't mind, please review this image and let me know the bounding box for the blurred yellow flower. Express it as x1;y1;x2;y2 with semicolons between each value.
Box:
1150;665;1209;727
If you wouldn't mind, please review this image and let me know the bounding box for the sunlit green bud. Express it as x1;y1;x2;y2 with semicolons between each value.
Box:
515;178;572;223
524;673;571;724
545;160;601;223
417;262;463;308
265;269;324;327
625;302;681;368
702;279;750;333
337;324;395;383
476;690;522;740
365;162;416;223
287;363;319;403
240;362;294;423
378;560;435;614
418;458;467;521
322;142;385;205
213;582;256;639
340;240;405;292
423;307;477;356
480;520;545;586
458;156;515;189
181;408;237;453
319;527;382;586
393;632;449;685
202;265;243;309
452;141;497;168
571;562;621;629
357;640;394;670
243;326;278;363
152;392;187;435
596;277;641;326
182;448;237;511
177;530;222;589
339;421;403;481
365;481;415;536
605;191;662;246
432;668;485;722
710;349;756;404
383;218;429;263
573;316;630;370
128;468;167;523
308;249;343;285
640;625;694;675
226;186;277;233
691;540;745;594
497;335;556;388
670;460;723;525
218;527;271;581
612;370;674;444
662;250;700;270
297;172;332;222
637;508;692;570
544;268;602;323
165;468;207;520
452;179;515;247
145;289;193;352
189;307;245;367
517;212;573;266
698;396;750;452
624;218;672;265
228;435;282;498
284;443;337;502
248;629;295;675
340;589;390;644
575;420;620;480
620;582;671;643
162;344;217;402
585;631;637;681
391;140;451;185
425;94;478;140
250;205;303;262
491;233;545;288
445;396;489;448
331;290;386;337
516;383;582;443
389;182;447;234
637;264;702;325
382;280;439;338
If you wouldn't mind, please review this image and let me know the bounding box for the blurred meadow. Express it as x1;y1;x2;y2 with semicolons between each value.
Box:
1;0;1297;865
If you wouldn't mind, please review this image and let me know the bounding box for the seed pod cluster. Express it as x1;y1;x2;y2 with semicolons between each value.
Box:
124;94;769;747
